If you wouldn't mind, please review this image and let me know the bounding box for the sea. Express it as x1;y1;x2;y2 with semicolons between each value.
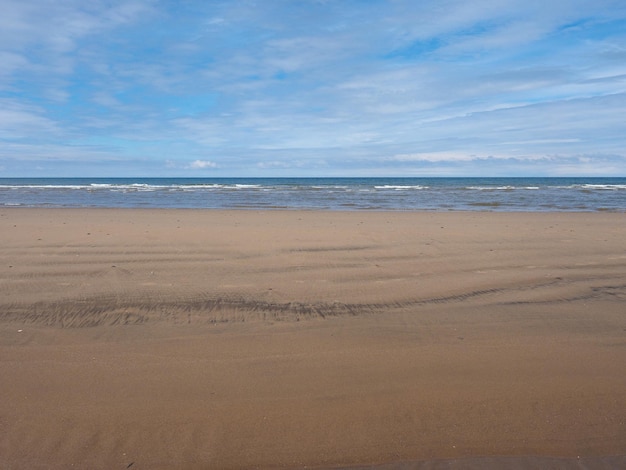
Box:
1;177;625;212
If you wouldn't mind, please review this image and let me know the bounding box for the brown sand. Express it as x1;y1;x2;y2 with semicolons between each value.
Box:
0;208;624;469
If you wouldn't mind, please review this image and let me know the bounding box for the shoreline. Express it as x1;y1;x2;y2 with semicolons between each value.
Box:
1;208;625;468
2;206;625;214
3;176;625;212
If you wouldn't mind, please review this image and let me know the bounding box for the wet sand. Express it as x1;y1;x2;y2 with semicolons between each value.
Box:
1;209;624;469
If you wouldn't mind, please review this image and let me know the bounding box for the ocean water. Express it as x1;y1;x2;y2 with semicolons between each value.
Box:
1;177;625;211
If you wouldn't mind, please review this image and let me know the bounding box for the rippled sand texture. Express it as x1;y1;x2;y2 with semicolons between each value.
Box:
1;209;625;469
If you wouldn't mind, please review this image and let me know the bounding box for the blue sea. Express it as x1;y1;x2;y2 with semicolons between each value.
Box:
1;177;625;211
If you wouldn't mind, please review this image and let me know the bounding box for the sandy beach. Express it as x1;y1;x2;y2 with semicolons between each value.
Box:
1;208;624;469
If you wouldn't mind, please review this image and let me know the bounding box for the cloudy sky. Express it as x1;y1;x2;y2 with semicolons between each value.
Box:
1;0;626;177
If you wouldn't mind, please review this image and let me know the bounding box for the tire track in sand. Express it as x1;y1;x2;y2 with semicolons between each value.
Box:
1;278;624;328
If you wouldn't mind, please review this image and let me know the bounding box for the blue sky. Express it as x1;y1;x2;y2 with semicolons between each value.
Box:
1;0;626;177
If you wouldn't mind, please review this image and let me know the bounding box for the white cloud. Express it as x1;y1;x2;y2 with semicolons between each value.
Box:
187;160;218;169
0;99;60;138
388;152;482;163
1;0;626;175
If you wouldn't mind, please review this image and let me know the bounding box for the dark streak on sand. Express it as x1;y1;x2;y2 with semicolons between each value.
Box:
2;281;624;328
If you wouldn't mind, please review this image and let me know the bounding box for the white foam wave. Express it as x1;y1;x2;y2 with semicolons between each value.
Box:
467;186;514;190
0;184;89;190
466;186;538;191
374;185;428;190
581;184;626;190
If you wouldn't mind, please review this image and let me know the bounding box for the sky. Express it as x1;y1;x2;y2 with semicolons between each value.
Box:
1;0;626;177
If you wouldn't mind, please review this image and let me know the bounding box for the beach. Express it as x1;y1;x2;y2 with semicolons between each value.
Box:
1;208;625;469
